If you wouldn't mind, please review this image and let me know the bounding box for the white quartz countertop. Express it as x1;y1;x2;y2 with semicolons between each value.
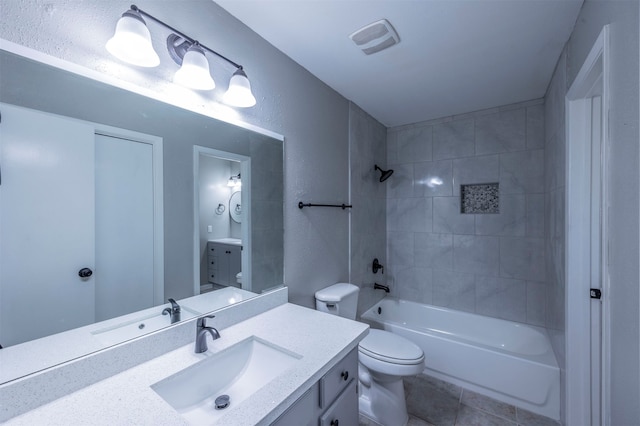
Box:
208;238;242;246
5;303;368;426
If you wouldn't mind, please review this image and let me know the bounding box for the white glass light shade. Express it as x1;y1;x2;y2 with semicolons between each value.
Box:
106;10;160;67
227;174;241;187
173;45;215;91
223;69;257;107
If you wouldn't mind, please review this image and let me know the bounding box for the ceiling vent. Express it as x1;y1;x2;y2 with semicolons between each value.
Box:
349;19;400;55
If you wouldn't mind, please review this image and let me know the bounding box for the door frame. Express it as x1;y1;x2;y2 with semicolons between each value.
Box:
95;123;164;306
565;25;610;425
193;146;251;295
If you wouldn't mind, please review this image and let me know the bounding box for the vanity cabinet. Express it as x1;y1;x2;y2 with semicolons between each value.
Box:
272;348;358;426
207;241;241;287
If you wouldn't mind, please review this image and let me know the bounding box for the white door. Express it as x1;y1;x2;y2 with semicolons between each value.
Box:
0;103;95;347
565;25;609;426
588;96;603;426
94;133;155;321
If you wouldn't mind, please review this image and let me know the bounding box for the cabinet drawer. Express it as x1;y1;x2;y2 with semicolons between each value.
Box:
207;244;217;255
207;272;217;282
319;347;358;408
207;256;217;268
319;379;358;426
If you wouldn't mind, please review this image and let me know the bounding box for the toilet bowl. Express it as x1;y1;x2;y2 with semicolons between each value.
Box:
358;329;424;426
315;283;424;426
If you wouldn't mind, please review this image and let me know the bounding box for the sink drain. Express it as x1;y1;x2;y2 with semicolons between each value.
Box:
214;394;230;410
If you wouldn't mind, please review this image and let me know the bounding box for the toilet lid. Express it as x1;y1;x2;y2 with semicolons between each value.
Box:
359;329;424;364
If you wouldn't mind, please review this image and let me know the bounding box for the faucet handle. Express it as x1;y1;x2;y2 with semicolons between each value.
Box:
197;314;215;328
372;258;384;274
168;298;181;312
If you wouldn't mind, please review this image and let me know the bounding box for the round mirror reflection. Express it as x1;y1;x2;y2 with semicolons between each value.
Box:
229;191;242;223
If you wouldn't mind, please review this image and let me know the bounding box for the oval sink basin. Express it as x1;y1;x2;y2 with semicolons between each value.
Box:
151;336;301;424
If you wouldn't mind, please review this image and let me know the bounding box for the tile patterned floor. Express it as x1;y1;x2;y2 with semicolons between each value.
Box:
359;374;561;426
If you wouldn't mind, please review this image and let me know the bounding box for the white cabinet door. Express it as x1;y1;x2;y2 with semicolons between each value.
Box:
0;103;95;346
319;380;358;426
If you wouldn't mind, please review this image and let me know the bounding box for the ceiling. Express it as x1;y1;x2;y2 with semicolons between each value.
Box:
216;0;583;127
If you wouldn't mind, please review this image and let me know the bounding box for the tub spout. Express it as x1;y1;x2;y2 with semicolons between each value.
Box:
374;283;390;293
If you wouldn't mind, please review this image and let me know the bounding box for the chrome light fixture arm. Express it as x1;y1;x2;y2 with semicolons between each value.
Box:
129;4;243;70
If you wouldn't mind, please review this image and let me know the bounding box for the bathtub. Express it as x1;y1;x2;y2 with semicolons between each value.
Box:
360;297;560;420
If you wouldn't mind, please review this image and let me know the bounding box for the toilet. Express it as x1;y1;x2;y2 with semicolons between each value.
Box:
315;283;424;426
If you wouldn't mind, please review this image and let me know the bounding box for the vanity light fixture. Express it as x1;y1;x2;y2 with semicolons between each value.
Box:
106;4;256;107
227;173;242;188
173;43;215;90
105;7;159;67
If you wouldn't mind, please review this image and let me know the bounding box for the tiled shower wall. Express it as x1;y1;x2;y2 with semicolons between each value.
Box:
349;103;388;316
386;100;546;326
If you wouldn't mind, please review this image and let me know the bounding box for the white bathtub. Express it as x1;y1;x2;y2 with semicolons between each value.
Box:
360;297;560;420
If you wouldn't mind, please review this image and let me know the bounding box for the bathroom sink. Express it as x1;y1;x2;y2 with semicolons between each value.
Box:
151;336;301;424
90;306;200;346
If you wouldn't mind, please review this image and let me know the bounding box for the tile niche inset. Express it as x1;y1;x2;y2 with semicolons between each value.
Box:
460;183;499;214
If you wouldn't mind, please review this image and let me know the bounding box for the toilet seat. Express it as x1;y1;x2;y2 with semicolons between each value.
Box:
359;329;424;365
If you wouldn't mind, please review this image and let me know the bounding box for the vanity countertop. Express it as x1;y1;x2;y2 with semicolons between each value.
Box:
5;303;368;426
208;237;242;246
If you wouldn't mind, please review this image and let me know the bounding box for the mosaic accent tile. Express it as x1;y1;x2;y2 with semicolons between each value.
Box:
461;183;499;214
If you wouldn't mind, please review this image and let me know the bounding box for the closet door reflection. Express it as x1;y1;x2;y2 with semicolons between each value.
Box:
0;104;159;347
0;104;96;347
95;134;155;321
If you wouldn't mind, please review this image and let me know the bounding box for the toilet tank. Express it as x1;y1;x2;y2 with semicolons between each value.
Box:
314;283;359;320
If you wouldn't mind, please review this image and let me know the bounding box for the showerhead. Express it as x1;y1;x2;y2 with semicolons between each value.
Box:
375;164;394;182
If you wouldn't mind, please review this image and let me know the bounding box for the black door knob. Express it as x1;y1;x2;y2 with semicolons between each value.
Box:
78;268;93;278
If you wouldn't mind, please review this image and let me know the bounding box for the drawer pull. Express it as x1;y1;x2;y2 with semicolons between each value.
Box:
341;371;349;381
331;420;339;426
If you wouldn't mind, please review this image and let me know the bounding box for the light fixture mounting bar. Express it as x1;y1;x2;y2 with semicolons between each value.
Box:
130;4;243;70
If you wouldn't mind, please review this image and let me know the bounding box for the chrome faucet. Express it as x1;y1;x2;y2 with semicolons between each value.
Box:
162;298;182;324
195;315;220;353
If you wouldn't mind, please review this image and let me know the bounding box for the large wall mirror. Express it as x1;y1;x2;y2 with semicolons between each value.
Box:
0;48;284;384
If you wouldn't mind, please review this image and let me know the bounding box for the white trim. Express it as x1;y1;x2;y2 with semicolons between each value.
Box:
565;25;610;426
193;146;251;296
94;124;164;307
0;39;284;143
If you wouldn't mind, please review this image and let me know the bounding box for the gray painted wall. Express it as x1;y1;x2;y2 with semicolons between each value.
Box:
545;0;640;423
0;0;351;307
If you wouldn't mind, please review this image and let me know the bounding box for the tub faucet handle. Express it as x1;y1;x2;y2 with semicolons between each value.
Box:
372;258;384;274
